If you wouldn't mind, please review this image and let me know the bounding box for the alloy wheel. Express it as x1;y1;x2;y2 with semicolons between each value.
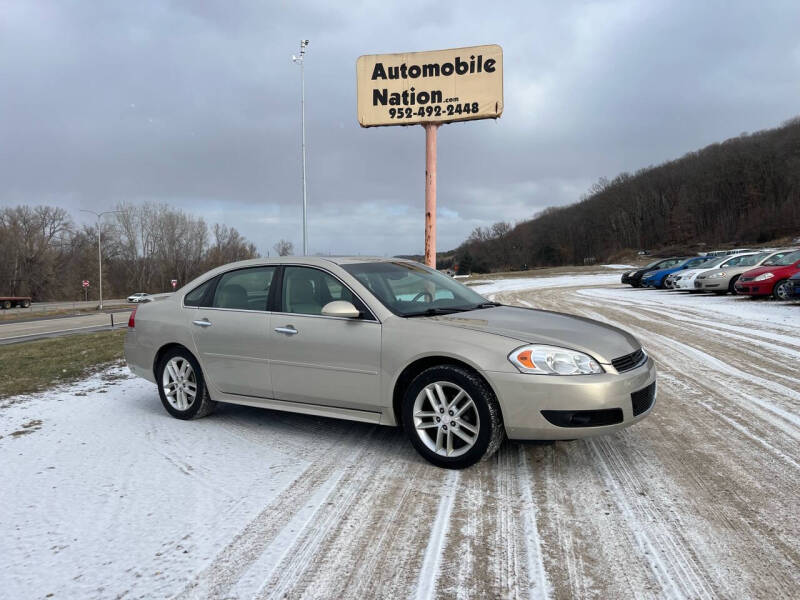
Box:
413;381;480;457
162;357;198;410
774;281;790;300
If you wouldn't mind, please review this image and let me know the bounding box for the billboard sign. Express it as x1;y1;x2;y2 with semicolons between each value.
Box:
356;44;503;127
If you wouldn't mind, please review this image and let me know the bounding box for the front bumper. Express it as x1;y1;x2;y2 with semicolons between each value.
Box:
734;281;771;296
485;357;657;440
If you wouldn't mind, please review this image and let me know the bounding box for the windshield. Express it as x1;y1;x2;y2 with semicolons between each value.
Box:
342;261;490;316
681;257;712;268
736;253;765;267
772;250;800;266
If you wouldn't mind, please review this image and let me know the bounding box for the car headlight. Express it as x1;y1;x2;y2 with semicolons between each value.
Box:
708;272;726;279
754;272;774;281
508;345;604;375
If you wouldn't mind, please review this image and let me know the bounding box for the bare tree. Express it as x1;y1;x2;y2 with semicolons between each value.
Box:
273;239;294;256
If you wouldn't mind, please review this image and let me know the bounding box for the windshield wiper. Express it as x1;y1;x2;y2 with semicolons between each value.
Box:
472;301;501;309
403;307;472;318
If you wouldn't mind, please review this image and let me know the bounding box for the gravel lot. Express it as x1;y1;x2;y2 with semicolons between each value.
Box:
1;273;798;599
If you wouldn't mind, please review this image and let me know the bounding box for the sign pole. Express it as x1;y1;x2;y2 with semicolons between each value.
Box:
424;123;439;268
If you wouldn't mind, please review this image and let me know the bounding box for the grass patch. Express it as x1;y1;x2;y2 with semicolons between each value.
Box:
0;306;133;323
0;329;126;399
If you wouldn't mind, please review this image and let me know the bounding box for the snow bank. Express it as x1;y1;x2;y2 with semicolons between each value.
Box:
473;272;622;296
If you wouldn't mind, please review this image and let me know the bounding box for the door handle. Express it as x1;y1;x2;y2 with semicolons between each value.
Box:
192;318;212;327
274;326;298;335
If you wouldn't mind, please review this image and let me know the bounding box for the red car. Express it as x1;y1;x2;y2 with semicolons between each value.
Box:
735;249;800;299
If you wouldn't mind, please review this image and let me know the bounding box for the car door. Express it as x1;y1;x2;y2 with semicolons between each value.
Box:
268;265;381;413
189;266;276;398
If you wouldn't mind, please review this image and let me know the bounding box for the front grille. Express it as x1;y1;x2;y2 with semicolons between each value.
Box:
611;348;645;373
632;382;656;416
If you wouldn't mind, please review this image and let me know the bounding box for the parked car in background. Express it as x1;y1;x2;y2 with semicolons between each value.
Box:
786;270;800;299
125;257;656;469
622;258;684;287
695;250;797;294
703;248;754;257
735;250;800;299
127;292;151;303
641;256;711;289
672;253;759;292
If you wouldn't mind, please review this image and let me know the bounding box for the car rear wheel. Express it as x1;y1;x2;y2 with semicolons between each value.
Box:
728;275;740;294
401;365;504;469
773;279;791;301
156;347;216;420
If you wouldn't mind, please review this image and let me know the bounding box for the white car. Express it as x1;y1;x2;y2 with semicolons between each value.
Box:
127;292;150;303
673;253;758;291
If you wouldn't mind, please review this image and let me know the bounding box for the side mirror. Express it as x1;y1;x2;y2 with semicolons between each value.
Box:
322;300;361;319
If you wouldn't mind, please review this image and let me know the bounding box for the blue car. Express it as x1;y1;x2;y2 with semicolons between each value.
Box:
641;256;712;289
788;270;800;299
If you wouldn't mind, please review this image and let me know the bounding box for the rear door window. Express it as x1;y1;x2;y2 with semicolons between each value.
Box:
212;267;276;311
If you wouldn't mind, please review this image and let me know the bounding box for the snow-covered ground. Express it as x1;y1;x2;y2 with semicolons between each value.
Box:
2;273;799;599
473;272;622;296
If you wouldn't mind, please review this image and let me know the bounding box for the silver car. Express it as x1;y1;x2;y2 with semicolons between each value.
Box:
694;249;798;294
124;257;656;468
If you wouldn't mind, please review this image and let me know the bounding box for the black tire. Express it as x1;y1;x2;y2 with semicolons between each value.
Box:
1;300;10;310
401;365;504;469
22;299;31;308
156;347;217;420
728;275;740;295
773;279;791;301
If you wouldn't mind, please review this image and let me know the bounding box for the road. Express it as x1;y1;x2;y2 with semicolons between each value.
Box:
0;310;131;344
1;275;798;599
0;298;131;316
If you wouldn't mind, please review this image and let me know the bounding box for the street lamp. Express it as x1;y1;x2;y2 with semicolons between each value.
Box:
80;209;123;310
292;39;309;255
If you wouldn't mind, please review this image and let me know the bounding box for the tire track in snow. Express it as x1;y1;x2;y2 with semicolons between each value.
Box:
516;445;552;600
172;424;381;599
588;438;715;599
254;434;413;600
414;469;460;600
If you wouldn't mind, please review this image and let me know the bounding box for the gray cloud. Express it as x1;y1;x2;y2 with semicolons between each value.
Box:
1;0;799;255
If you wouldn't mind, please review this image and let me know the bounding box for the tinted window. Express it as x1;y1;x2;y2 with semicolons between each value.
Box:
281;266;367;316
184;279;213;307
212;267;275;311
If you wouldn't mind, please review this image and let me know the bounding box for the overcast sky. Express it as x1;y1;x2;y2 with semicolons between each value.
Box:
1;1;799;256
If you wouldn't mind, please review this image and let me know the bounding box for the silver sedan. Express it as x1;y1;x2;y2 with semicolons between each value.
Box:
124;257;656;468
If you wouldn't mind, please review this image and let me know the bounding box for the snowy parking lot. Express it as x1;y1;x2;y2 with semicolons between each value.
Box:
2;272;799;599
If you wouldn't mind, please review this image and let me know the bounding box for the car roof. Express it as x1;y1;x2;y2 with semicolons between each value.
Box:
198;255;417;271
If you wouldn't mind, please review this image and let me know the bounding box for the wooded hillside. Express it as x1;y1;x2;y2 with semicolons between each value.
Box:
452;118;800;272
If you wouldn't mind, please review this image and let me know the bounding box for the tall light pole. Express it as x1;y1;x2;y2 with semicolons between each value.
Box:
292;39;309;255
80;209;122;310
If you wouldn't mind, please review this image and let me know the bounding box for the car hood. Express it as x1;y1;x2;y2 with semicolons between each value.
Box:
741;264;798;279
427;305;640;364
700;265;755;278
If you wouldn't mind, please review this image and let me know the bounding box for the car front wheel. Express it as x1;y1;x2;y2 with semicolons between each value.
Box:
773;279;791;301
401;365;504;469
156;348;217;420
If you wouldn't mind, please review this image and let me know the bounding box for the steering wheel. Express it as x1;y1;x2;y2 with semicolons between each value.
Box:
411;291;433;303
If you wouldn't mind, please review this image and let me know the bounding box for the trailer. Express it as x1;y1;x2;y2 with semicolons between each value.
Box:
0;295;31;309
